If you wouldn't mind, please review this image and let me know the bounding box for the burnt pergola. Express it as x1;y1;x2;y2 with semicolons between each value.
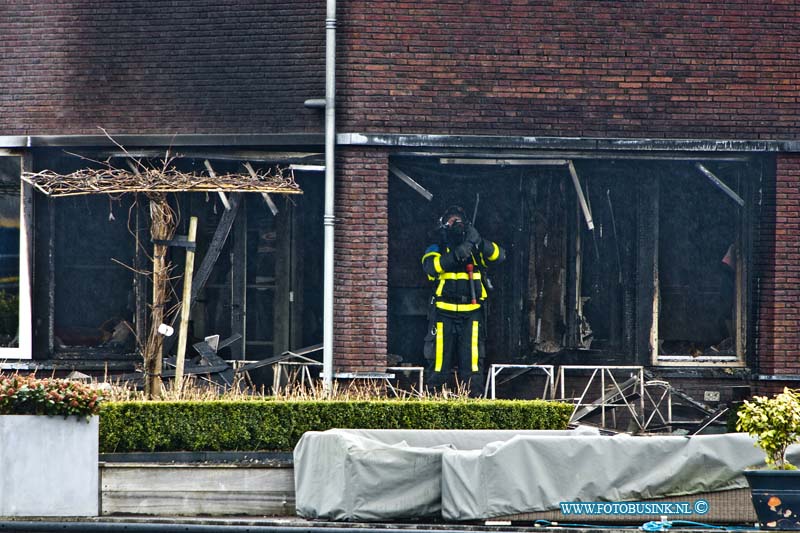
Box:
22;163;300;197
23;158;301;397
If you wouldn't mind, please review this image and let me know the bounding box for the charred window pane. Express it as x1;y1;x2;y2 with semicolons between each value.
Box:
528;171;570;354
578;166;638;355
53;196;135;350
657;164;743;359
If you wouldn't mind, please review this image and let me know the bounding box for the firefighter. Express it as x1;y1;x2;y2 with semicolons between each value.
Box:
421;205;506;397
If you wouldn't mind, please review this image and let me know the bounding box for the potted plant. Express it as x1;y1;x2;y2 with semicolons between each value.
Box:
0;373;105;517
737;387;800;530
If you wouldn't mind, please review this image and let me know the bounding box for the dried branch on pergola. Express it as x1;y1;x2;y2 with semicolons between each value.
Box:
21;166;301;197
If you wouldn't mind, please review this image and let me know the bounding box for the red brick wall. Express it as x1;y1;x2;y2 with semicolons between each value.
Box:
334;148;389;371
756;155;800;379
15;1;800;140
0;1;324;135
338;1;800;139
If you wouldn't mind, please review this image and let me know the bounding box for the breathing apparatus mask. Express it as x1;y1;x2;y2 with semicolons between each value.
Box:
440;205;469;245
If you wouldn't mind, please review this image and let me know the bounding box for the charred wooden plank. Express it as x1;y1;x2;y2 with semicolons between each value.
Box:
636;177;659;363
230;204;247;360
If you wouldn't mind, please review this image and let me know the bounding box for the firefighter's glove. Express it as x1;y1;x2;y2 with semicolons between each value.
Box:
454;241;473;262
465;225;482;249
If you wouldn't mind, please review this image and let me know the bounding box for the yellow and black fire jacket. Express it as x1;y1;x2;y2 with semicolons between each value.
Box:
421;238;506;312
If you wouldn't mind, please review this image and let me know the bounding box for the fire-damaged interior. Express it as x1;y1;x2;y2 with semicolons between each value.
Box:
17;149;325;372
388;154;765;371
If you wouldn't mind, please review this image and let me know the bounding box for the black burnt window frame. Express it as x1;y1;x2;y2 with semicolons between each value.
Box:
647;159;759;366
387;153;762;372
27;150;324;369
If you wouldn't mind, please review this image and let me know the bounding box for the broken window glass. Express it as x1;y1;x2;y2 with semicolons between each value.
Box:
656;163;744;360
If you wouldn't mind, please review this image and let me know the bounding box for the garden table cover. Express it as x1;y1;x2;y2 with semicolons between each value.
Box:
440;432;787;520
293;428;795;521
293;427;596;520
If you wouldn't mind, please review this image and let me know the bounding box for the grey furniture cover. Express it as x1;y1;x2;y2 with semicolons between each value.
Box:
441;432;782;520
293;428;597;521
293;428;789;522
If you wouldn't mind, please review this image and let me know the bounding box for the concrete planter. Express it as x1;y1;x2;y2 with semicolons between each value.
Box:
0;415;98;517
100;454;295;516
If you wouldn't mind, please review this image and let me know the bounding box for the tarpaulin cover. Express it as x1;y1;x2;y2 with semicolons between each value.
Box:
293;429;798;522
292;428;598;521
441;433;800;520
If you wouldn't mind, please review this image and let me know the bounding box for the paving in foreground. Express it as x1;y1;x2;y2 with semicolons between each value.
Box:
0;515;760;533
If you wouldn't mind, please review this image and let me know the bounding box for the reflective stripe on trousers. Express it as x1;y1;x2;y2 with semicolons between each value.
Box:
471;320;479;372
435;321;444;372
434;317;480;373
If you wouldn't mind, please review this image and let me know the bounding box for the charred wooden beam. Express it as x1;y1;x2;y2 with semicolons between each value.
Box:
636;177;659;364
133;199;148;357
695;163;745;207
203;160;232;211
47;197;55;354
389;165;433;201
230;204;247;360
567;161;594;231
244;162;279;216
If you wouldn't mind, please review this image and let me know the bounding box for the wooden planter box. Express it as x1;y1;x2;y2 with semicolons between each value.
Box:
0;415;98;517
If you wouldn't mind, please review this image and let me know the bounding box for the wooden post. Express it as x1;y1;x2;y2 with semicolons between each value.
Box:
175;216;198;393
145;193;175;399
147;232;167;397
18;155;33;357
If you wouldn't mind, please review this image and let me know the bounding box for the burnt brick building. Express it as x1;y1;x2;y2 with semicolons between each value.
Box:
1;1;799;410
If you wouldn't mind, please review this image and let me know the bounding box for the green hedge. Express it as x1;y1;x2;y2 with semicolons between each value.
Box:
99;399;574;452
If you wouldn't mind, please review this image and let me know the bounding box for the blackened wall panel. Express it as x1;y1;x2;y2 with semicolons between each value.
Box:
0;1;324;135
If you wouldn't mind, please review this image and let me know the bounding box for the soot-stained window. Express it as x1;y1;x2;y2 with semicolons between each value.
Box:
388;155;761;369
31;153;324;366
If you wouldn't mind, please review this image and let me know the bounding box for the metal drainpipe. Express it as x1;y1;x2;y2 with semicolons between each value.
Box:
322;0;336;392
